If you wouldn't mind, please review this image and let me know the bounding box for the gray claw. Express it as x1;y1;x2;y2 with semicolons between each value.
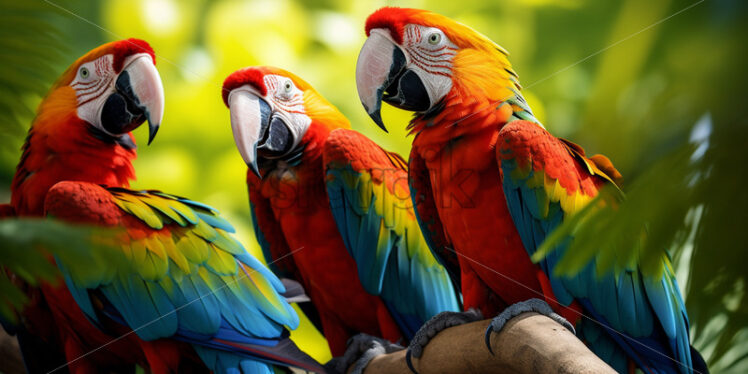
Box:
485;298;575;355
325;333;403;374
405;349;416;374
404;308;483;373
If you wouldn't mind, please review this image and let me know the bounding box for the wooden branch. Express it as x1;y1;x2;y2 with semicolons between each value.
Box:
352;313;615;374
0;329;24;374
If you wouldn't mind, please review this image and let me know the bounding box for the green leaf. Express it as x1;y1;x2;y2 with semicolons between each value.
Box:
0;218;117;323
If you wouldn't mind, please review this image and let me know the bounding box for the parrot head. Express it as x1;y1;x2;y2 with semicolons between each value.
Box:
222;66;349;177
11;39;164;215
41;38;164;147
356;7;520;132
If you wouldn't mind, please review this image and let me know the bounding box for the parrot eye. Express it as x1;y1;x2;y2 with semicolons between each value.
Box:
428;33;441;45
79;67;90;79
283;81;293;93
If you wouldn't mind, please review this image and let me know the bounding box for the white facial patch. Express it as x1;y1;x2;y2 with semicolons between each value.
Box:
401;24;457;106
262;74;311;150
71;54;115;129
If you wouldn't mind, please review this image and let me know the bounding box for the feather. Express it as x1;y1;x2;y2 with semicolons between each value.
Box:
205;245;239;276
323;128;460;340
46;183;305;370
141;196;188;226
496;121;694;373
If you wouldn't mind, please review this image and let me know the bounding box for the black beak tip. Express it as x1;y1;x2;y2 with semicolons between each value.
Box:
248;161;262;179
368;108;388;133
147;122;159;146
146;117;160;145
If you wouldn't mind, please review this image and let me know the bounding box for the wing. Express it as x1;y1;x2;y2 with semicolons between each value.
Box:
247;174;323;332
44;181;322;372
324;129;460;339
408;145;462;290
497;120;693;374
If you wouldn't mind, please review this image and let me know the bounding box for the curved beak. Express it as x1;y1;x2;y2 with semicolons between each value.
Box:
124;54;164;145
100;54;164;145
228;89;272;178
355;29;430;132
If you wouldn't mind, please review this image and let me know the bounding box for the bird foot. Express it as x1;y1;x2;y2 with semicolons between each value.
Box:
405;309;483;373
324;333;403;374
484;298;575;354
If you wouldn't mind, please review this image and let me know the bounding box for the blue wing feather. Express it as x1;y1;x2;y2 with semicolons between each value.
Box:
44;183;319;373
497;123;696;374
324;129;460;340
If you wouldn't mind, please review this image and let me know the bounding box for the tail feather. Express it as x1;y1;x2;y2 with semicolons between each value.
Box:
193;345;273;374
103;303;322;372
192;334;325;373
578;299;691;374
215;336;325;373
383;300;421;340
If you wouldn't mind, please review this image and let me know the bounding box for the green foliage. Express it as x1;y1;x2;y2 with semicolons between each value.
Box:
0;0;71;184
683;116;748;372
538;115;748;372
0;218;114;323
0;0;746;369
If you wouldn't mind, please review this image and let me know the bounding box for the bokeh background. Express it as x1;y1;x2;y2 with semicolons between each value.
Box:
1;0;747;372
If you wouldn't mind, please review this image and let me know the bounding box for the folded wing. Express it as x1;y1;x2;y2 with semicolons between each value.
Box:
323;128;460;339
44;181;322;372
497;120;693;374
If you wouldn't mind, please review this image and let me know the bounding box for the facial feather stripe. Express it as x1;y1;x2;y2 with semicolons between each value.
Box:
71;55;115;106
402;25;457;78
263;74;306;115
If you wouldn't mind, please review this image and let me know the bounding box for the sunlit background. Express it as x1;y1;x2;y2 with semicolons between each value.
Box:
1;0;747;371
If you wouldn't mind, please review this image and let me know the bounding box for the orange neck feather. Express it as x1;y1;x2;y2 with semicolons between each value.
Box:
298;88;351;162
411;46;521;147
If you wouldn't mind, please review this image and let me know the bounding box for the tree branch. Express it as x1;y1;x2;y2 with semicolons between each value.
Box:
0;329;24;374
352;313;616;374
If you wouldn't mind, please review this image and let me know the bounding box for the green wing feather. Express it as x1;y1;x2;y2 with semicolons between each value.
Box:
45;182;298;343
323;129;459;339
497;121;694;373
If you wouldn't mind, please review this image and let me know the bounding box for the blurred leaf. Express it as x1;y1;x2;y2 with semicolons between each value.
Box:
538;113;748;370
0;0;74;188
0;218;116;323
536;142;695;278
684;113;748;372
0;1;68;139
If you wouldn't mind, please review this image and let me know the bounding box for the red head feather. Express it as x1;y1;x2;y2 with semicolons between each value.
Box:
365;7;506;54
223;66;345;127
52;38;155;90
110;38;155;72
364;7;425;44
222;68;268;106
222;66;318;106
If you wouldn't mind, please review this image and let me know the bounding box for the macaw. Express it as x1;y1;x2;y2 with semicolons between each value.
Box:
2;39;321;374
355;7;707;374
221;66;460;357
